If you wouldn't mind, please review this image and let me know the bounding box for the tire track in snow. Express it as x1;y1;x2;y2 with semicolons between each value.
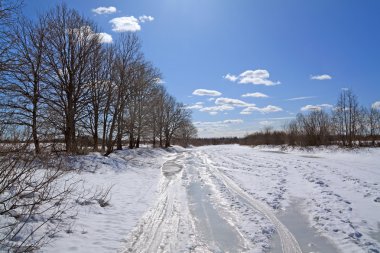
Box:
197;152;302;253
120;153;211;253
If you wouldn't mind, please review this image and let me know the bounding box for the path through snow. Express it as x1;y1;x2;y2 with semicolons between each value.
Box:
42;145;380;253
122;149;302;253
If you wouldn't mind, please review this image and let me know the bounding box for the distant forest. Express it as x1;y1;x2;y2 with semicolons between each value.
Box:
189;89;380;147
0;1;196;155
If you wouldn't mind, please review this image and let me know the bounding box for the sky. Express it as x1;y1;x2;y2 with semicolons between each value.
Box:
23;0;380;137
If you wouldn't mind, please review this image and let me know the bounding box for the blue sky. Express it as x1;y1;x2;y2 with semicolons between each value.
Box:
23;0;380;137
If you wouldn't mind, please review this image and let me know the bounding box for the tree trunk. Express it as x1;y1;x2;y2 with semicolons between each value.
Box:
32;96;40;154
93;132;98;151
129;132;134;149
116;112;123;150
136;135;140;148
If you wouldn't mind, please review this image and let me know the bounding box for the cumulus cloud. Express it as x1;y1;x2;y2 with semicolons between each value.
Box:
92;6;117;15
242;92;268;98
186;104;203;110
109;15;155;32
110;16;141;32
97;32;113;43
301;104;333;111
139;15;154;23
192;89;222;97
286;96;315;101
240;105;283;115
224;69;280;86
199;105;234;114
194;119;243;127
310;74;332;80
372;101;380;109
215;97;253;107
209;112;218;115
223;74;238;82
185;102;204;110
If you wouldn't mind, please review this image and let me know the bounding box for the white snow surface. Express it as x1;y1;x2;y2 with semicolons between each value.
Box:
42;147;176;252
197;145;380;253
41;145;380;253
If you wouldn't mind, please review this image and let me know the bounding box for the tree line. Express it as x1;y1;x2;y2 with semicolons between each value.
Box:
285;89;380;147
191;89;380;147
0;2;196;155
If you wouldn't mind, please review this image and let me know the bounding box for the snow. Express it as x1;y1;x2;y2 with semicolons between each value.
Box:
25;144;380;252
197;145;380;252
42;147;176;253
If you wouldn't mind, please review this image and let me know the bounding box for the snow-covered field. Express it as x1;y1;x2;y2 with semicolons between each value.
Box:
41;145;380;253
42;147;177;252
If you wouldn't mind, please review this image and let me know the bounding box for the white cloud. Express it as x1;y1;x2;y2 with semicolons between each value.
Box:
71;26;113;44
92;6;117;15
139;15;154;23
372;101;380;109
240;105;283;115
192;89;222;97
97;32;113;43
215;97;253;107
301;105;321;111
208;97;216;101
193;120;254;138
110;16;141;32
194;119;243;126
209;112;218;115
185;102;204;110
199;105;234;113
223;73;238;82
286;96;315;101
224;119;243;124
318;103;333;108
301;104;333;111
186;104;203;110
310;74;332;80
224;69;280;86
242;92;268;98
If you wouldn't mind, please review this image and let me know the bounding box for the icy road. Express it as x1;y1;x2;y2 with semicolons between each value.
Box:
121;145;380;253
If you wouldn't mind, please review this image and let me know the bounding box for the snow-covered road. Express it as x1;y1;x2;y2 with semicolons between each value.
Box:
121;145;380;253
43;145;380;253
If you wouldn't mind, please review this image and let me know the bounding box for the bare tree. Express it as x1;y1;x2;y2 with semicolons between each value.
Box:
333;89;360;146
104;33;141;155
173;118;197;147
0;0;21;74
125;61;160;148
80;38;107;151
0;17;46;154
367;106;380;146
100;46;116;152
42;4;101;153
150;85;168;147
162;96;191;148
